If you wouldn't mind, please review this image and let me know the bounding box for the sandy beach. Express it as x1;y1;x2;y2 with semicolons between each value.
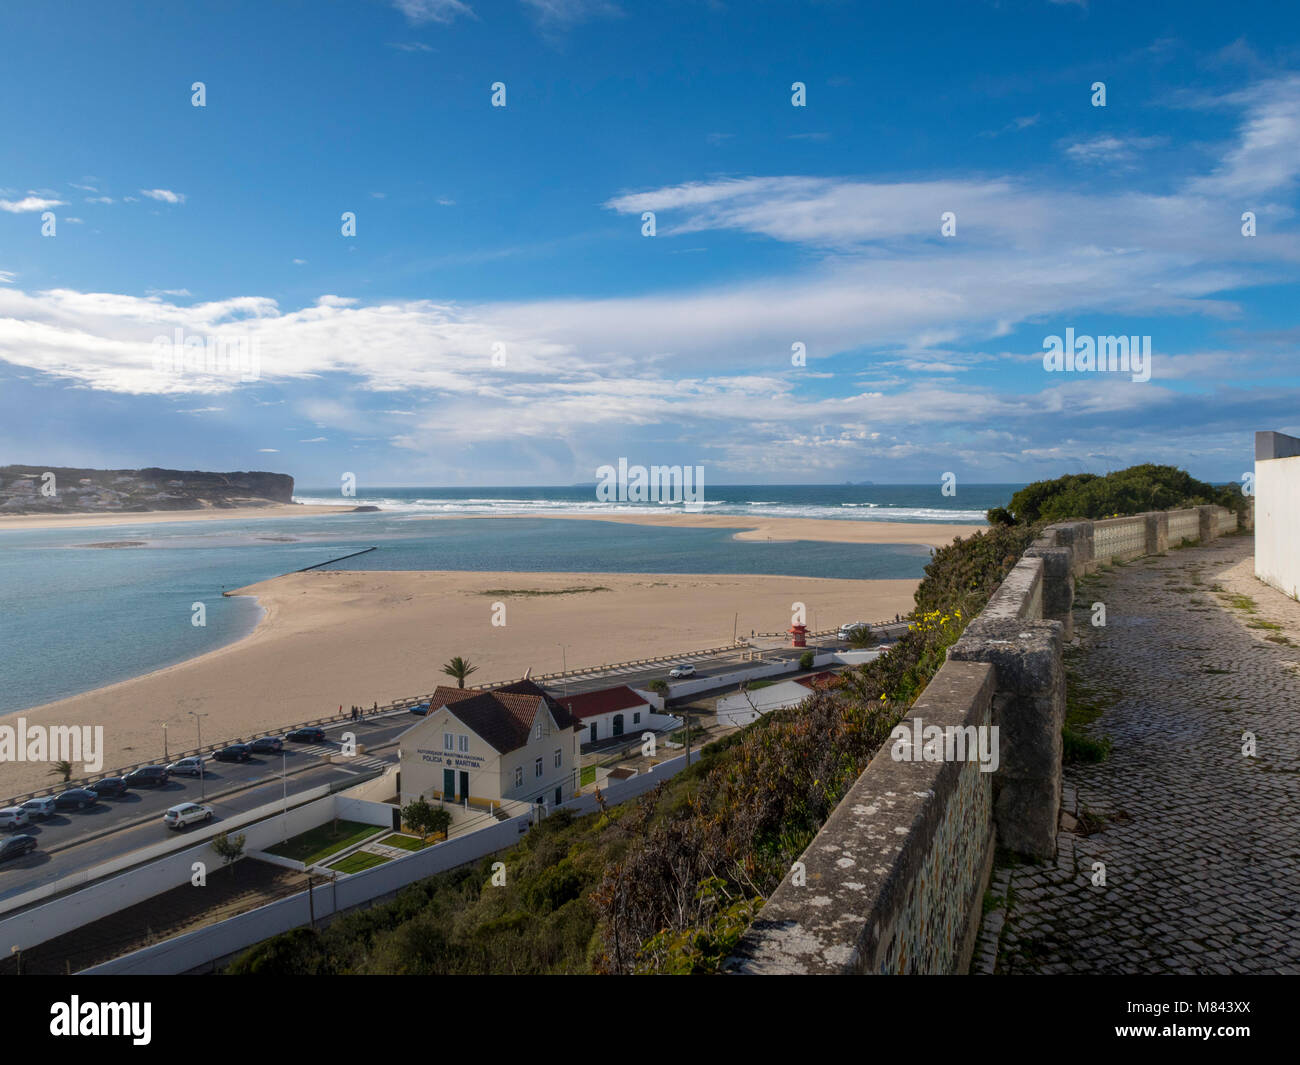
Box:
437;511;983;548
0;502;360;531
0;566;919;797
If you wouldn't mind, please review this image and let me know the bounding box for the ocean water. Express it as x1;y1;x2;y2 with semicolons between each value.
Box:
0;484;1019;715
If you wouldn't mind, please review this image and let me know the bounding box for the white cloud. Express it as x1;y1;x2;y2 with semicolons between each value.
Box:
1061;134;1167;166
139;189;186;205
393;0;474;23
258;448;280;452
0;196;65;213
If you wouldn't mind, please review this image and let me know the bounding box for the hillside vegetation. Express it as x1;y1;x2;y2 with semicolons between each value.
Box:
228;522;1040;976
986;463;1246;527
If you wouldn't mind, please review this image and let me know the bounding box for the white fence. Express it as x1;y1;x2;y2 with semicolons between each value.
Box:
0;783;348;952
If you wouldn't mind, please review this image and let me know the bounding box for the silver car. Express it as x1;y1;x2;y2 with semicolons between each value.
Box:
166;756;205;777
19;796;58;821
0;807;30;831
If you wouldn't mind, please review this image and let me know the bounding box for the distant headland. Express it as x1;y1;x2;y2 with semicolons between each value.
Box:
0;465;296;516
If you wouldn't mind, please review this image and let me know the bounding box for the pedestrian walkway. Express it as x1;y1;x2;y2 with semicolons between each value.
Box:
974;534;1300;975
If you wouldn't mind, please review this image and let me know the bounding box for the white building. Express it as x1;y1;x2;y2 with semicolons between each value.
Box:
398;679;583;811
557;685;658;745
1255;430;1300;600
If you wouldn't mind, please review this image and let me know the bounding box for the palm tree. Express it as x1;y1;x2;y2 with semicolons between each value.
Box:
442;656;478;689
49;760;72;783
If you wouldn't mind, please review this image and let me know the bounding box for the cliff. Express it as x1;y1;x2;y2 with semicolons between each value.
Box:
0;465;296;515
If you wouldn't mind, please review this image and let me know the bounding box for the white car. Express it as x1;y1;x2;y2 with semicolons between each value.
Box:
668;663;696;679
0;807;30;831
19;797;57;821
838;622;870;640
163;802;214;830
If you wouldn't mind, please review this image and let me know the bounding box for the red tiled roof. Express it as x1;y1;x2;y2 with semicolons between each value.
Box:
558;684;649;721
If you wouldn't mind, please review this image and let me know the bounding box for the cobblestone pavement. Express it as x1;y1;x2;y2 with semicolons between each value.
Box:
973;534;1300;975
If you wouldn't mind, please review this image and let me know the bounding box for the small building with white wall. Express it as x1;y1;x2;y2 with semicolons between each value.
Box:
557;685;657;745
1255;430;1300;599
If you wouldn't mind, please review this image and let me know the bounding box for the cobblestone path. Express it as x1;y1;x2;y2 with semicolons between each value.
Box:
974;534;1300;974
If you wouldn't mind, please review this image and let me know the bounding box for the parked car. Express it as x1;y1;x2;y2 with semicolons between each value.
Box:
668;663;697;679
54;788;99;811
212;744;251;763
286;727;326;743
163;803;213;830
408;702;431;716
124;765;170;788
247;736;283;754
838;621;869;640
167;756;205;777
0;835;37;862
19;796;58;821
0;807;30;831
86;777;129;798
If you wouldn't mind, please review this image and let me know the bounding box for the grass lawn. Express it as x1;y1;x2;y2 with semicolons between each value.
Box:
380;833;434;852
328;850;390;874
267;820;386;865
580;765;596;786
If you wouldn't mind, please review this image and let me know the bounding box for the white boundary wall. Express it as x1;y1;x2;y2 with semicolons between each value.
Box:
1256;453;1300;599
0;786;398;955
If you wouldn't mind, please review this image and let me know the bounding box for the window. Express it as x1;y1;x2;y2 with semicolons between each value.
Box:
533;722;542;740
535;757;543;778
554;748;562;768
443;732;454;751
633;712;641;725
458;734;469;753
514;766;523;787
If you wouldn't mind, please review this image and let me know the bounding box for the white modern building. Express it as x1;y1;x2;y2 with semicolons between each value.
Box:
1255;430;1300;599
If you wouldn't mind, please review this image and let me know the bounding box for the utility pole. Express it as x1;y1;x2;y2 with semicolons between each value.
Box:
162;722;168;762
732;612;737;644
558;643;569;697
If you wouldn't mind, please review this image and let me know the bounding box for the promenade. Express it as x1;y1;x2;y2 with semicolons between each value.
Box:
975;534;1300;974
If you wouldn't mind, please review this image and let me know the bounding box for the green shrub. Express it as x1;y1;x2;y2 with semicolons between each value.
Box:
992;464;1245;525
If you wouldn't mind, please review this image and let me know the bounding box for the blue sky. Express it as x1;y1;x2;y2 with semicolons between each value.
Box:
1;0;1297;487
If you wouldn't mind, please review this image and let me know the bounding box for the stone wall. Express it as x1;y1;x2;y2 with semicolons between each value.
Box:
728;503;1239;975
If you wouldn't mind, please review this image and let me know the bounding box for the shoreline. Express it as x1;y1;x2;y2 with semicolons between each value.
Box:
0;502;360;531
1;567;920;796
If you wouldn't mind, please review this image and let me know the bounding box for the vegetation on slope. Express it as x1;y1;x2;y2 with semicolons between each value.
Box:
227;522;1040;976
985;464;1246;527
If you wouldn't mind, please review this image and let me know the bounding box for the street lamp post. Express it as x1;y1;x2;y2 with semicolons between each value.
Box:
558;643;569;697
162;722;168;763
281;752;288;841
189;711;208;801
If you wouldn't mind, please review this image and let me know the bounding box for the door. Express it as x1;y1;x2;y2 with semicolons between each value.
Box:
613;713;624;737
555;787;562;807
589;723;597;742
459;771;469;801
443;769;455;800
